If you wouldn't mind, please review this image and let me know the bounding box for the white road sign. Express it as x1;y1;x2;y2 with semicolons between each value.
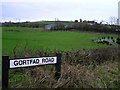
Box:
10;57;57;68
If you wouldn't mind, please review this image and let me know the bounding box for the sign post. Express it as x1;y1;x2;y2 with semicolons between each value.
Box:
55;53;62;80
2;56;9;89
2;54;62;89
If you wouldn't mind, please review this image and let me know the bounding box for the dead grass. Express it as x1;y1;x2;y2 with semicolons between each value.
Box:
9;47;119;88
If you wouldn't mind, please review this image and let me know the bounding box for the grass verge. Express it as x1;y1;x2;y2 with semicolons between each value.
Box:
8;47;119;88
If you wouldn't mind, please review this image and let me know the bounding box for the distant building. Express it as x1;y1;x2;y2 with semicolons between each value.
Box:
45;24;57;30
86;21;97;25
45;24;74;30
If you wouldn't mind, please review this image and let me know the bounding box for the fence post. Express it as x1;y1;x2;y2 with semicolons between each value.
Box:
55;53;62;80
2;56;9;89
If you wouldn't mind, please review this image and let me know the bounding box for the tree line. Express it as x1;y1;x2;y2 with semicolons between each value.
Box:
2;21;44;28
49;22;120;34
2;21;120;34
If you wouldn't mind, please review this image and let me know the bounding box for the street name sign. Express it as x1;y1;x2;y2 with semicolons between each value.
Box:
10;57;57;68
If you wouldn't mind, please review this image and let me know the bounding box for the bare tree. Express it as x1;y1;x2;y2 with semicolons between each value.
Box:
109;16;118;25
100;20;108;25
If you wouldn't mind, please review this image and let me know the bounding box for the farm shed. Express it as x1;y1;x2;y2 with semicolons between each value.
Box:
86;21;97;25
45;23;74;31
45;24;58;30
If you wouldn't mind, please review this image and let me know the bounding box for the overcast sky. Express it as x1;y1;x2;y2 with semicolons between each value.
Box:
1;0;120;22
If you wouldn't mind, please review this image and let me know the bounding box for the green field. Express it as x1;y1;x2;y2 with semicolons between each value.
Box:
2;26;119;88
2;26;118;56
